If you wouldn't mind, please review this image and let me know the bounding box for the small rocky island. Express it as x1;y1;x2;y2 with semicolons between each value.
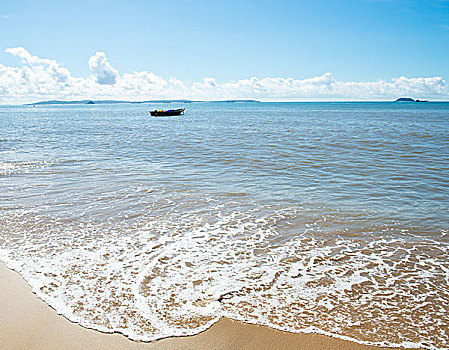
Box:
395;97;428;102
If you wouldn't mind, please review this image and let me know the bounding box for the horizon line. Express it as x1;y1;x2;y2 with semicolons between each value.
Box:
2;99;449;106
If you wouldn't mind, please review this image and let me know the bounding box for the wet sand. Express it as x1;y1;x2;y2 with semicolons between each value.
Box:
0;261;404;350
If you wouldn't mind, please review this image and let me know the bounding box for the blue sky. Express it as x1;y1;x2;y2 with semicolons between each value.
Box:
1;0;448;102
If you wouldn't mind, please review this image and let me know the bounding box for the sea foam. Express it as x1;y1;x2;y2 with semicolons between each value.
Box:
1;192;448;349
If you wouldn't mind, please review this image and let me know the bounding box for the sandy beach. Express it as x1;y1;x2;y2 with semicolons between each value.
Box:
0;261;405;350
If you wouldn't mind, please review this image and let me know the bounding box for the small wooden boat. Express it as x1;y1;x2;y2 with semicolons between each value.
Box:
150;108;185;116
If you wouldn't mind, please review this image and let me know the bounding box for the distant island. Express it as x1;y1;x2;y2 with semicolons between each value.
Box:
27;100;97;105
395;97;428;102
25;99;260;106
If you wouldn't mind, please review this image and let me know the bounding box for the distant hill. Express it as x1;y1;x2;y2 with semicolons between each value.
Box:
395;98;429;102
395;97;416;102
27;100;97;105
25;99;260;106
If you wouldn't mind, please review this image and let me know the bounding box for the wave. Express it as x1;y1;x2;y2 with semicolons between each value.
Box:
0;194;448;349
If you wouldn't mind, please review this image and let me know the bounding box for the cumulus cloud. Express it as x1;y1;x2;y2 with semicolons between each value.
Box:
0;47;448;104
203;77;217;87
5;47;71;83
88;52;119;85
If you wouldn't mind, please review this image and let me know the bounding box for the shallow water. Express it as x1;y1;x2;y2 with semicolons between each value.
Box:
1;102;448;348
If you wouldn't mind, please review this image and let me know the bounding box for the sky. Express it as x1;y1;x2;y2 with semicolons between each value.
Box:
0;0;448;103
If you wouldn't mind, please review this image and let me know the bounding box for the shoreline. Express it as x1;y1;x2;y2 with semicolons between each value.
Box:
0;261;409;350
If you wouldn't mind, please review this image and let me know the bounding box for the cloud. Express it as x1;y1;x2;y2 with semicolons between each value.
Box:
1;47;448;104
5;47;71;83
203;77;217;87
88;52;119;85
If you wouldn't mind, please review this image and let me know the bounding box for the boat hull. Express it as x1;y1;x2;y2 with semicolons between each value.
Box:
150;108;185;116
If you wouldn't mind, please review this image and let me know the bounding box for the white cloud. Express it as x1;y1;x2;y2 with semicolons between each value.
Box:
203;77;217;87
88;52;120;85
5;47;71;83
0;47;448;104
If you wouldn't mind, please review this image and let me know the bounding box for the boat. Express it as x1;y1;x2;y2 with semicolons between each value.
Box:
150;108;185;116
415;100;428;102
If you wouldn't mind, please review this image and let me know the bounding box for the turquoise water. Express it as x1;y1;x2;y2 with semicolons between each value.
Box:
1;102;448;348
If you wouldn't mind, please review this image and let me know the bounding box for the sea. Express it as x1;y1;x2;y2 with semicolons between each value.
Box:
0;102;448;349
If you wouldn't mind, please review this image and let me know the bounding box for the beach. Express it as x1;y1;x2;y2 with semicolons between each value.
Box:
1;0;448;346
1;261;400;350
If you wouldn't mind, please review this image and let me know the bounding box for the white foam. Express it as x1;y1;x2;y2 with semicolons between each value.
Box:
0;160;52;175
0;197;448;349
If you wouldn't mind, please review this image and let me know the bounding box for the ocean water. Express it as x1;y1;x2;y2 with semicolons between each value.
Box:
0;102;448;349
